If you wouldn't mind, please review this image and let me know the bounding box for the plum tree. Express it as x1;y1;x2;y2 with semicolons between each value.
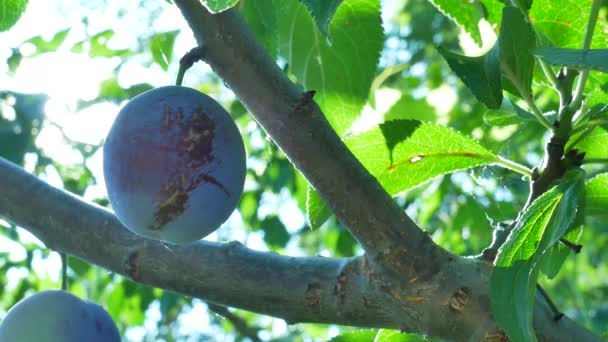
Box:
0;290;120;341
103;86;246;244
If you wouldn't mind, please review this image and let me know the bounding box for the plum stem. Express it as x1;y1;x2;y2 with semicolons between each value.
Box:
61;252;68;291
176;46;207;86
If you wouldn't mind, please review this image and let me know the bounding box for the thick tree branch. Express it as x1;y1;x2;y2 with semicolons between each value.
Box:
171;0;448;274
0;157;389;328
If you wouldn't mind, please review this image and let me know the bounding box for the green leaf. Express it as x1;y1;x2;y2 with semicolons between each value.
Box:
571;126;608;159
24;28;70;55
71;30;130;58
499;6;535;100
328;330;378;342
383;94;437;122
427;0;483;45
278;0;383;135
150;30;179;71
306;187;332;229
437;43;502;109
484;97;554;126
200;0;240;13
346;120;499;196
299;0;343;36
239;0;279;58
585;173;608;219
0;0;28;31
534;48;608;73
490;170;585;342
375;329;443;341
531;0;608;49
261;216;290;249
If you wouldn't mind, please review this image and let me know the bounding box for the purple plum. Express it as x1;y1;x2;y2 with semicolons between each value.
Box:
0;290;120;341
103;86;246;244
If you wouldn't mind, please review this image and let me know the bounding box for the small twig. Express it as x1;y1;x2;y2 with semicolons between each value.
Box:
559;238;582;253
207;303;261;342
536;284;564;321
569;0;602;111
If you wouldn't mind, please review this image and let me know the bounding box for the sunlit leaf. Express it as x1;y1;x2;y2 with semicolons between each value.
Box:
346;120;498;195
328;330;378;341
306;187;332;229
240;0;279;58
24;28;70;56
491;170;585;342
586;173;608;219
278;0;383;135
569;126;608;159
427;0;483;45
531;0;608;49
150;30;179;71
375;329;443;341
0;0;28;32
200;0;240;13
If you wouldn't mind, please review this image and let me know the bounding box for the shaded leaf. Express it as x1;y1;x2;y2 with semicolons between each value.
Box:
534;48;608;73
540;226;583;279
278;0;383;135
299;0;343;36
499;6;535;99
427;0;483;45
0;0;28;31
262;216;290;249
437;43;502;108
491;170;585;342
346;120;498;196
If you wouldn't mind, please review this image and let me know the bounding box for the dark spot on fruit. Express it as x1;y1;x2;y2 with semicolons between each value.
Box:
95;318;102;332
152;105;231;230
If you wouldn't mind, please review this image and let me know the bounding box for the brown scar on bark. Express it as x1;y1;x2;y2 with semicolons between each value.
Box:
125;251;140;280
305;282;322;309
292;90;316;114
334;272;348;304
449;287;472;312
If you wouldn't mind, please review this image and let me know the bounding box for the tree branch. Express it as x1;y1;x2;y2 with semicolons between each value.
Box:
0;157;389;328
171;0;448;274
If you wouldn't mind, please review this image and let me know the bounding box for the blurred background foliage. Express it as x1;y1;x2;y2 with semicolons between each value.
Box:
0;0;606;340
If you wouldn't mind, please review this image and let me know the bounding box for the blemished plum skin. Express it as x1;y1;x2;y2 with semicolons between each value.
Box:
103;86;246;244
0;290;120;341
